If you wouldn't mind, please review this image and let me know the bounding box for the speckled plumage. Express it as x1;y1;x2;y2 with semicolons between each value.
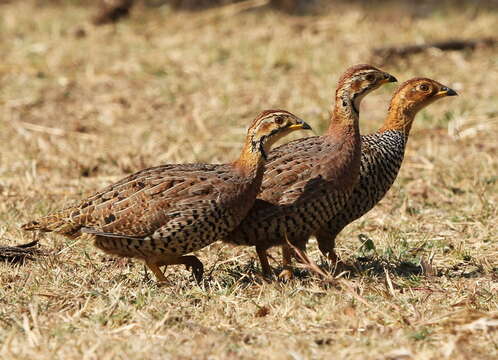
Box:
314;78;458;263
22;110;311;282
222;65;397;275
225;131;358;247
314;130;406;259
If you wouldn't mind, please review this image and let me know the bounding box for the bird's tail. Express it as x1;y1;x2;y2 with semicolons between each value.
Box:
21;210;81;238
81;227;143;240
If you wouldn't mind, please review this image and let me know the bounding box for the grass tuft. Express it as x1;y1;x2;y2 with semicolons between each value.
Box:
0;1;497;358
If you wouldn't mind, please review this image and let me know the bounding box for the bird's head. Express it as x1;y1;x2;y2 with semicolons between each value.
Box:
336;64;398;116
390;77;458;114
382;78;458;133
246;110;312;161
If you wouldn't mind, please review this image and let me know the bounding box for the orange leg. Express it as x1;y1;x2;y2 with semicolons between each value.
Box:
146;261;168;282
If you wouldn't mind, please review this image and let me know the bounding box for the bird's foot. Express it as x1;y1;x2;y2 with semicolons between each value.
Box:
183;256;204;284
278;268;294;281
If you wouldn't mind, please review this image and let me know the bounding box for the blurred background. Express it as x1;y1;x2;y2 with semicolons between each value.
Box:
0;0;497;257
1;0;496;172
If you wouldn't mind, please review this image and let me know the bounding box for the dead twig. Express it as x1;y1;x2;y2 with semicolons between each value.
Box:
0;240;44;264
192;0;270;26
285;238;332;279
285;236;397;322
13;120;97;140
372;37;497;63
93;0;135;26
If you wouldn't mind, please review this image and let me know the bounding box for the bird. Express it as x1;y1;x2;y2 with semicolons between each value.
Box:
312;78;458;265
222;64;397;277
21;110;312;283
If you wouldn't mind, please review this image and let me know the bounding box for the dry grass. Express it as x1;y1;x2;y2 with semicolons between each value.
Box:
1;1;497;359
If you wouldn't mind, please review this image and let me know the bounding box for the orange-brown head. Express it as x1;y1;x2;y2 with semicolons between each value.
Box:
381;78;458;133
331;64;397;128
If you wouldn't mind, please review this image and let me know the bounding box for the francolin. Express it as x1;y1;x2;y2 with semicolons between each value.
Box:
313;78;458;264
222;64;397;277
22;110;311;283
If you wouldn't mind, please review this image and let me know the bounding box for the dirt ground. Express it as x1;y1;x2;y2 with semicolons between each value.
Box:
0;1;497;359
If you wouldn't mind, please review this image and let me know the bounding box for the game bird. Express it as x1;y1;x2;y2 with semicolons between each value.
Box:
22;110;311;283
312;78;458;265
222;64;397;277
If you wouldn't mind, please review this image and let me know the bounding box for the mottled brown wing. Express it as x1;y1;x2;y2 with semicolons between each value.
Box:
259;136;340;205
63;163;239;237
84;193;238;254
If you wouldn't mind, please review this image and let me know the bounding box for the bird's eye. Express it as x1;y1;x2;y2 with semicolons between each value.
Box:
365;74;376;82
419;84;430;92
274;116;284;125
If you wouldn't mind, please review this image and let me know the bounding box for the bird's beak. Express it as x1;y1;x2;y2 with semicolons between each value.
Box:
436;86;458;97
380;73;398;84
289;119;312;131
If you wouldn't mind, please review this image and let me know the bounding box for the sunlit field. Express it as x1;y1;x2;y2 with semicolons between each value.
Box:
0;1;497;359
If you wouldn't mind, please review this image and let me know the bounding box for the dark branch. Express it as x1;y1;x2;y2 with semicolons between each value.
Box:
372;37;497;64
0;240;44;264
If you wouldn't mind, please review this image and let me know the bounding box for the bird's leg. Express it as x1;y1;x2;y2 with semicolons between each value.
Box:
282;244;293;267
256;246;273;278
278;237;308;280
278;244;294;281
316;230;355;274
316;229;339;264
318;242;338;264
152;255;204;283
179;255;204;283
145;261;168;282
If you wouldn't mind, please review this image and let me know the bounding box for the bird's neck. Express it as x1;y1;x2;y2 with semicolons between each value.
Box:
379;102;416;137
326;94;361;140
232;139;266;180
321;96;362;184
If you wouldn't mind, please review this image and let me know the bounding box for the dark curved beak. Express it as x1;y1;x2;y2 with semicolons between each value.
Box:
436;86;458;97
381;73;398;84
